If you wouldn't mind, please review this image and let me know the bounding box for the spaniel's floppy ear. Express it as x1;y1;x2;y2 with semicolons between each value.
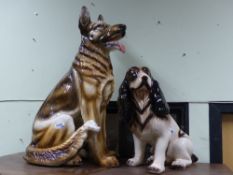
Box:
118;79;134;125
150;79;170;118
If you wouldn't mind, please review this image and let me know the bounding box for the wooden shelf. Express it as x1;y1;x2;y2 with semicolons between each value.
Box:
0;153;232;175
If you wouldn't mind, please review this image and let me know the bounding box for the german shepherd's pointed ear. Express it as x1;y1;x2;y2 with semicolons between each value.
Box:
79;6;91;36
97;14;104;22
150;79;170;118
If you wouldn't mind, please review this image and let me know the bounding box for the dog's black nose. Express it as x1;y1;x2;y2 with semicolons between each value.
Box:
119;24;127;30
142;76;148;82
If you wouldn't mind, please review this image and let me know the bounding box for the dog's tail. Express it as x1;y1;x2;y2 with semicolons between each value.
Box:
191;154;199;163
24;120;100;166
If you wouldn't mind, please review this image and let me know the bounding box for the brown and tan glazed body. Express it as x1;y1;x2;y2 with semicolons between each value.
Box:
24;6;126;167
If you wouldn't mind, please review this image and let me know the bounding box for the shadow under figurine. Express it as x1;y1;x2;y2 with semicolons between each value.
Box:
118;66;198;174
24;6;126;167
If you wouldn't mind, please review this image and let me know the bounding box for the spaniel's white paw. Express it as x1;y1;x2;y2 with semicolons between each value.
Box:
127;158;143;167
171;159;192;168
148;163;165;174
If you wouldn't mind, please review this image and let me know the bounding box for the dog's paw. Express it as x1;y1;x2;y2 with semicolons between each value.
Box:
65;155;83;166
171;159;192;169
100;156;119;168
148;163;165;174
127;158;142;167
83;120;100;132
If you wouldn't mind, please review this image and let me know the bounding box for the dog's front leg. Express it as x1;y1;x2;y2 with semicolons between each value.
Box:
98;105;119;167
80;98;118;167
80;80;119;167
148;136;169;174
127;134;146;166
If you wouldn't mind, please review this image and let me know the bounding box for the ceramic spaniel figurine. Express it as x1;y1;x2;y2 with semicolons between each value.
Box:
24;6;126;167
118;66;198;174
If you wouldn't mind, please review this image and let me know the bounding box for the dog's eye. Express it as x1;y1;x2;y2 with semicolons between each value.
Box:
142;67;150;75
132;72;137;79
95;27;103;31
94;24;105;31
127;71;137;81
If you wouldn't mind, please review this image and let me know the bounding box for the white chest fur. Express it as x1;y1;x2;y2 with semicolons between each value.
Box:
133;93;150;123
135;114;180;144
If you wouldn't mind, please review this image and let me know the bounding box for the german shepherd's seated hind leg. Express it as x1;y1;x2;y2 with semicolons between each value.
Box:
25;118;100;166
24;6;126;167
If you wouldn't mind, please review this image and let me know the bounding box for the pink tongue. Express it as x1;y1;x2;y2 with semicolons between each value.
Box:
118;43;126;53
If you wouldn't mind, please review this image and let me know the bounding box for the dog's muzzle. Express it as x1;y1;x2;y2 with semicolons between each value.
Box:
137;76;151;90
119;24;126;37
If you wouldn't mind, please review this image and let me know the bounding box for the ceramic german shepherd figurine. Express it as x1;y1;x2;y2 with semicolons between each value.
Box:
24;6;126;167
118;67;197;174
